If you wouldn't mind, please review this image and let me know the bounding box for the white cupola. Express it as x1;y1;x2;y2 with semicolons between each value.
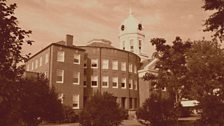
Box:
119;9;145;58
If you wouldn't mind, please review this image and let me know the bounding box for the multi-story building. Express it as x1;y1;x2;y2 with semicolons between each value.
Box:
80;39;140;110
25;10;155;112
25;35;86;110
25;35;141;111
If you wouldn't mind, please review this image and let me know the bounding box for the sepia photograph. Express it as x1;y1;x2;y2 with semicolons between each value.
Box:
0;0;224;126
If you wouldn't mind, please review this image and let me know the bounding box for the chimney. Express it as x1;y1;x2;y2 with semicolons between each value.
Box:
66;34;73;46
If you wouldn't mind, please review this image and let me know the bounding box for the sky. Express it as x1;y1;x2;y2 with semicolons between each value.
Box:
11;0;213;57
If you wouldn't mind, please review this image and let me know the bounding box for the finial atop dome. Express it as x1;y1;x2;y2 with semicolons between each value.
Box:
129;7;133;15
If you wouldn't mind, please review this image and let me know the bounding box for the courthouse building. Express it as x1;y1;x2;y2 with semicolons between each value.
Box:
25;10;153;111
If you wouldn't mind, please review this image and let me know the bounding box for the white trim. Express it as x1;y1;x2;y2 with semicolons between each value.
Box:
72;94;79;109
39;56;42;67
102;76;109;88
121;78;126;89
73;53;80;64
35;59;38;69
91;75;98;87
112;60;118;70
129;63;133;73
57;51;65;62
72;72;80;85
129;79;133;89
112;77;118;88
56;69;64;83
91;59;98;69
45;53;49;64
102;59;109;69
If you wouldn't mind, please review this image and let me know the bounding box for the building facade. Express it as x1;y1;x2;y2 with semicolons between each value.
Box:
25;35;86;110
25;35;141;111
25;10;157;111
80;39;140;110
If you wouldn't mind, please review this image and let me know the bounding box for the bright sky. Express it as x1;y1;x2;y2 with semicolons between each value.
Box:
11;0;213;57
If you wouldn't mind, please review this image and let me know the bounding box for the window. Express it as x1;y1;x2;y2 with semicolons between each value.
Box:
35;59;38;69
134;80;138;90
121;62;126;71
121;78;126;89
130;39;134;52
26;64;29;71
134;65;137;73
91;59;98;68
84;60;87;68
39;56;42;67
129;79;133;89
72;95;79;109
134;98;138;108
112;60;118;70
83;76;87;87
102;76;109;88
31;62;34;70
58;93;64;104
122;41;125;50
129;98;133;109
73;54;80;64
57;51;64;62
112;77;118;88
139;40;142;50
56;69;64;83
129;64;133;72
73;72;80;85
45;53;49;64
102;59;109;69
91;75;98;87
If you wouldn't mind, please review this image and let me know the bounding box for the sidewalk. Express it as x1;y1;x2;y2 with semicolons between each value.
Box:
41;119;143;126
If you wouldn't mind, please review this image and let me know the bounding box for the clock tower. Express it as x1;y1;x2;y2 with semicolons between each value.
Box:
119;9;147;60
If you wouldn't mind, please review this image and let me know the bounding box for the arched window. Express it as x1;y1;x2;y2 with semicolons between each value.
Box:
122;41;125;50
139;40;142;50
130;39;134;52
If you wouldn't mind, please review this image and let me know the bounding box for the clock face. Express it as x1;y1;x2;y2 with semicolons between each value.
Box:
138;24;142;31
121;25;125;31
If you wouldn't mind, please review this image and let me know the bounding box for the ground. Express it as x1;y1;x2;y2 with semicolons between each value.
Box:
41;119;144;126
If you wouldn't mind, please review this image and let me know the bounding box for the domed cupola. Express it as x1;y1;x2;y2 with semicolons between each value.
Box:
119;9;145;58
119;9;144;35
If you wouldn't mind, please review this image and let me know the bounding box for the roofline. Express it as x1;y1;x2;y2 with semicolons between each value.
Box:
119;32;145;38
27;43;85;62
78;45;141;61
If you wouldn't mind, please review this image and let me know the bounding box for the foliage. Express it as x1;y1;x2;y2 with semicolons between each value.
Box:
60;106;79;123
0;76;21;126
144;37;192;108
202;0;224;42
0;0;33;79
186;40;224;126
19;75;64;126
199;95;224;126
136;93;177;126
79;92;126;126
0;75;64;126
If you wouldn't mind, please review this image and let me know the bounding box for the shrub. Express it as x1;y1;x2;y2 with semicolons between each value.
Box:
79;92;125;126
136;93;177;126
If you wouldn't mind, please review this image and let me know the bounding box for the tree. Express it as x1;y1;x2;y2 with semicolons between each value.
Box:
79;92;126;126
19;75;64;126
0;76;21;126
136;93;177;126
0;0;33;79
202;0;224;42
186;40;224;126
0;75;64;126
144;37;192;109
